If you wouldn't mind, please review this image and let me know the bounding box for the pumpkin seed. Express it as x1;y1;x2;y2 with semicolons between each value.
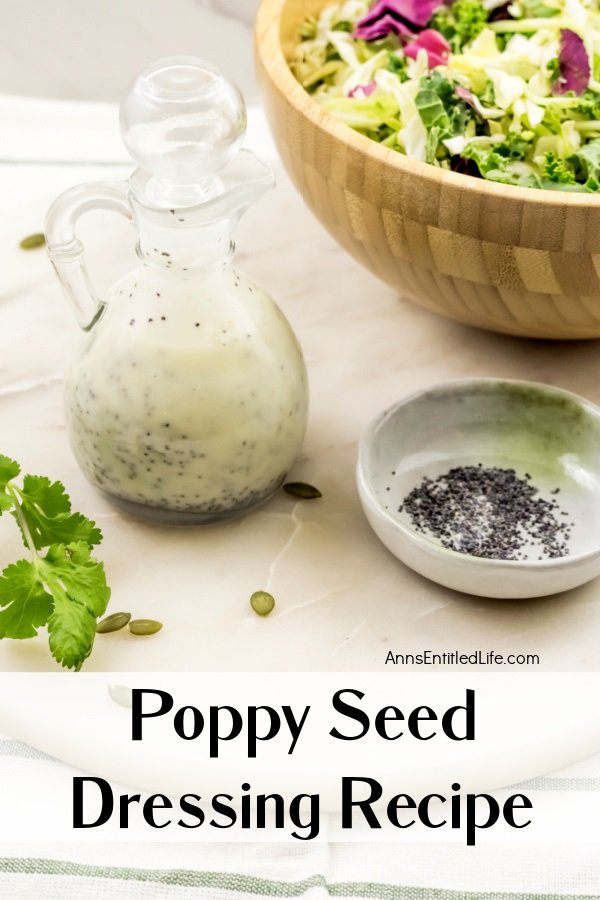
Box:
283;481;322;500
129;618;163;635
96;612;131;633
19;232;46;250
250;590;275;617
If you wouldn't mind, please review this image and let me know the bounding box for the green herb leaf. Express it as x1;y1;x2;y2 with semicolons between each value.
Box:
0;560;53;639
0;457;110;669
42;542;110;669
41;542;110;618
47;590;98;670
0;455;20;485
14;474;103;550
0;455;19;513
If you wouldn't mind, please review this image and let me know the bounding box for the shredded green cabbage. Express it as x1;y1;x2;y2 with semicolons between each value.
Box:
290;0;600;190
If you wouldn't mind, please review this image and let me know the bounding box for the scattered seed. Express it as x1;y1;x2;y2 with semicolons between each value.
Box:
250;590;275;617
129;618;163;635
96;612;131;633
399;465;570;561
283;482;322;500
19;232;45;250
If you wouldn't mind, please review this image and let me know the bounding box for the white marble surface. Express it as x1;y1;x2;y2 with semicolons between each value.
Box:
1;99;600;673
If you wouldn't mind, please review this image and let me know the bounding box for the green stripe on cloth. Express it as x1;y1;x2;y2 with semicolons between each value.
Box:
0;740;56;762
513;777;600;791
0;859;598;899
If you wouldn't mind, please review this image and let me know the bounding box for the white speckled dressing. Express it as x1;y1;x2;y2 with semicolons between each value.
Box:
64;260;308;522
47;57;308;522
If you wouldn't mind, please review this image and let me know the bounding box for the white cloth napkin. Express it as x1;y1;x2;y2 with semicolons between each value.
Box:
0;734;598;898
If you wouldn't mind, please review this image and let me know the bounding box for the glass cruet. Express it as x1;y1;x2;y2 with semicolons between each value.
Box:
45;57;309;524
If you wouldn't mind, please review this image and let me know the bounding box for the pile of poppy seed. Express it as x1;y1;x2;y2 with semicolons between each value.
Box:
398;464;572;561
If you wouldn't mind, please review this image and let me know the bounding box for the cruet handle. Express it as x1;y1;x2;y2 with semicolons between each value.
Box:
45;181;132;330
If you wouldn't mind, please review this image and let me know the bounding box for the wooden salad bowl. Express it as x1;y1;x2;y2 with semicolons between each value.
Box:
255;0;600;339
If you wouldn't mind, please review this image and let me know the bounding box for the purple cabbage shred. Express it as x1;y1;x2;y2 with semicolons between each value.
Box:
348;81;378;97
553;29;590;95
354;0;443;40
404;29;450;67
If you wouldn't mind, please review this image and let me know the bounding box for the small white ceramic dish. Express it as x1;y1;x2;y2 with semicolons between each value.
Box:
357;379;600;599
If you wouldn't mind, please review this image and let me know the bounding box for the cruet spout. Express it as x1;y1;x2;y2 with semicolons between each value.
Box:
188;148;275;227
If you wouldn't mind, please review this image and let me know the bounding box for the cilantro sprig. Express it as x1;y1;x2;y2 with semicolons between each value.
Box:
0;455;110;670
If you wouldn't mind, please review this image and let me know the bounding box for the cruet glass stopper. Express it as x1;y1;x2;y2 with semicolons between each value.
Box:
119;56;248;208
45;56;270;329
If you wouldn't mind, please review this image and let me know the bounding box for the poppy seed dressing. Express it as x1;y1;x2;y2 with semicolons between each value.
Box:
64;266;308;522
398;465;572;560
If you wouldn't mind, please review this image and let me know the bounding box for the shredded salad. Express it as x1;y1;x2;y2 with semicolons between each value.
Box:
290;0;600;190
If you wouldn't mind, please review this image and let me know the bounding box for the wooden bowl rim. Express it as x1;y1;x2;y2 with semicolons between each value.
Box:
255;0;600;211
